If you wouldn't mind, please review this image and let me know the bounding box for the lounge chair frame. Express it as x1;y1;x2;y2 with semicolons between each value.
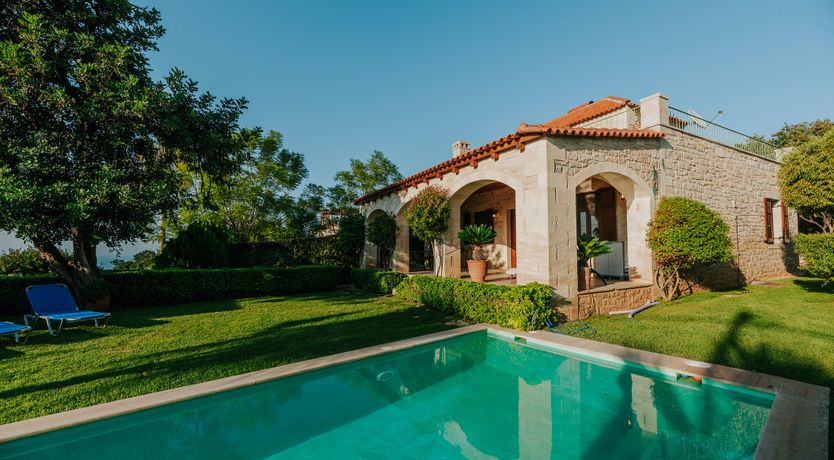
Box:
24;284;111;336
0;322;31;344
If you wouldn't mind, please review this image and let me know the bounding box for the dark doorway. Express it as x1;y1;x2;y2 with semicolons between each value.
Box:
508;209;517;268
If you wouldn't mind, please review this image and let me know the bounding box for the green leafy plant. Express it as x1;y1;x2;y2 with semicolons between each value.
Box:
577;237;612;266
366;212;397;268
395;275;553;330
112;250;157;271
457;225;497;260
795;233;834;283
778;128;834;233
647;196;733;300
81;279;113;303
405;186;451;275
0;266;348;315
336;210;366;268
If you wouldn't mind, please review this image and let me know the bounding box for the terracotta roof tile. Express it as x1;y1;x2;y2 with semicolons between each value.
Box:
544;96;636;128
355;96;661;205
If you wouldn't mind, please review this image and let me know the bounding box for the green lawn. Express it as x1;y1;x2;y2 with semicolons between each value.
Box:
555;277;834;453
0;290;456;425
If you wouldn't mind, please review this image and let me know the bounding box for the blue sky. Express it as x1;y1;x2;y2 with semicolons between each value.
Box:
2;0;833;259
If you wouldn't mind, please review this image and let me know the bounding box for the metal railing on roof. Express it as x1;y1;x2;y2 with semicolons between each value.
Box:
666;107;777;161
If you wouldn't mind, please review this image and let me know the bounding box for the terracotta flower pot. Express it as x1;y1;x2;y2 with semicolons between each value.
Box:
467;260;488;282
578;265;593;291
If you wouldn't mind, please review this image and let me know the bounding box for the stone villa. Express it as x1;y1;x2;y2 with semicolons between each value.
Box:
356;92;797;319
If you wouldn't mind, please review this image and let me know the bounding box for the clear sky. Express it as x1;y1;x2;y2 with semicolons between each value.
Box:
2;0;833;260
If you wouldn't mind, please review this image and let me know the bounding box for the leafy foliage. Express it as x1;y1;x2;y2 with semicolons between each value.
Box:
0;2;248;296
771;119;834;148
335;211;366;267
405;186;450;274
228;237;343;268
577;237;612;266
457;225;497;260
778;129;834;233
795;234;834;282
0;247;53;275
0;266;347;315
351;269;407;294
112;250;157;271
395;276;553;330
156;221;231;269
366;212;397;268
647;197;733;299
328;150;402;210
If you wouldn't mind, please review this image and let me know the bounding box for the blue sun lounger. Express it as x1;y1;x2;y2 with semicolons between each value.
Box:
24;284;110;336
0;321;31;343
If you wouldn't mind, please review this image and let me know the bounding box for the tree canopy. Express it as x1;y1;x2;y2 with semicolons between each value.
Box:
328;150;401;210
0;2;248;297
778;128;834;233
771;119;834;148
405;186;450;275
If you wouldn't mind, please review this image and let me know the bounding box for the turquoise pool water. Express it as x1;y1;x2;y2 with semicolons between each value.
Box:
0;331;773;459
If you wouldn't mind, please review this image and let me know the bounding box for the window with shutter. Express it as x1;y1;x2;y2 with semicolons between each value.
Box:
763;198;777;243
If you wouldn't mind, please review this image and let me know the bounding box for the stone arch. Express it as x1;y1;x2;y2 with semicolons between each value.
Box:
570;162;653;287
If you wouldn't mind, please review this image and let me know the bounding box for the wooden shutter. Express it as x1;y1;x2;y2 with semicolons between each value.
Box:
597;188;617;241
763;198;774;243
781;202;789;242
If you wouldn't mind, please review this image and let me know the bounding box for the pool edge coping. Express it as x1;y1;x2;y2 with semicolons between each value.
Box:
0;324;828;459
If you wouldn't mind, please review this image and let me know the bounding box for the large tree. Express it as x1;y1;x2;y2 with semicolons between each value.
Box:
328;150;402;210
0;2;247;298
771;119;834;149
778;129;834;233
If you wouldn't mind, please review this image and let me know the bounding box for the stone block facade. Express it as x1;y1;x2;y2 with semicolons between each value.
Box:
359;92;798;315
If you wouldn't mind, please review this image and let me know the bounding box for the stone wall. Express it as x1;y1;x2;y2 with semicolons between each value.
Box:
571;285;655;320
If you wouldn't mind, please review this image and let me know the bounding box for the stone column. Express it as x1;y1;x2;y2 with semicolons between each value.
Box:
393;212;410;273
638;92;669;130
442;202;462;278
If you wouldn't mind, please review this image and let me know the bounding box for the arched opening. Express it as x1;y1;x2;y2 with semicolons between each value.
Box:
451;181;517;281
574;172;652;291
364;209;394;269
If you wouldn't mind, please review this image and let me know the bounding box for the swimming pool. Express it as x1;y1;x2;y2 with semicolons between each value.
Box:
0;326;826;459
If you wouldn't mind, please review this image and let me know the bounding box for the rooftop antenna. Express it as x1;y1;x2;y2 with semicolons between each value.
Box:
709;110;724;123
687;109;708;129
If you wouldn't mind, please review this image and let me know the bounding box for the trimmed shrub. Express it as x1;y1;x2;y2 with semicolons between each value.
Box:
647;196;733;299
795;233;834;282
336;211;366;268
395;275;553;330
366;212;397;268
0;266;347;315
351;269;407;294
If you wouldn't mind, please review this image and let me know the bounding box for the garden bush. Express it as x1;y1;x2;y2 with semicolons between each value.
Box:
351;269;407;294
795;233;834;282
646;196;733;299
0;266;347;315
394;275;553;330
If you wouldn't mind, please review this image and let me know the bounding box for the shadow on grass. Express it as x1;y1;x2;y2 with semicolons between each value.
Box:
0;305;452;401
708;309;834;455
793;278;834;294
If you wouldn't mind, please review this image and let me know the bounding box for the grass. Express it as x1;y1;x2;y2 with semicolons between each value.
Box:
0;290;457;425
554;277;834;454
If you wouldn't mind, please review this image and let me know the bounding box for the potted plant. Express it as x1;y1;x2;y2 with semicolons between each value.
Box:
82;279;113;312
458;224;497;282
577;237;612;291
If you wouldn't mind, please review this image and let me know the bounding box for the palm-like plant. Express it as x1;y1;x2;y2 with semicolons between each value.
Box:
577;237;612;266
458;225;497;260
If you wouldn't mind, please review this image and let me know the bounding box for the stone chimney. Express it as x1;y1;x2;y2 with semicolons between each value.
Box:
452;140;471;158
638;92;669;130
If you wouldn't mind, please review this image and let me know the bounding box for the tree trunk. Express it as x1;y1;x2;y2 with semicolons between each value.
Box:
33;229;102;302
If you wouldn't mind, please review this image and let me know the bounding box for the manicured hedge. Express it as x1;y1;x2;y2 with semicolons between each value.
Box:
796;233;834;281
351;269;407;294
0;266;348;316
394;275;554;330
